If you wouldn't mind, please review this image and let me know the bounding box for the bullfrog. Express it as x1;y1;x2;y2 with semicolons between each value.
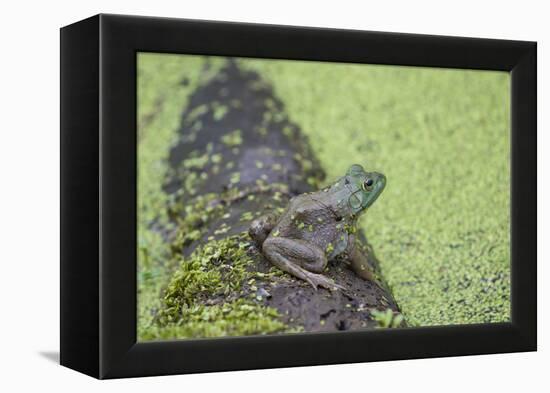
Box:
249;164;386;291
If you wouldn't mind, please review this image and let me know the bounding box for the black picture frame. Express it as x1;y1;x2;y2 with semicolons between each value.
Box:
60;13;536;379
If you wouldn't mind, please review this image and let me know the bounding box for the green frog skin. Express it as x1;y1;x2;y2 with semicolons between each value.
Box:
249;164;386;290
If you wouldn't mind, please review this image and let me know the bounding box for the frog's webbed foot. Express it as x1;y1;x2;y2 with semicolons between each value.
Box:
303;272;347;292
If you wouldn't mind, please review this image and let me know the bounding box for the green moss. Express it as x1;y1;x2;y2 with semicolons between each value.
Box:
170;193;222;251
146;233;289;340
239;59;511;326
163;234;255;310
141;299;288;340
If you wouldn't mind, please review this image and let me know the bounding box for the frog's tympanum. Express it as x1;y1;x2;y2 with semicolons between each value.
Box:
249;164;386;291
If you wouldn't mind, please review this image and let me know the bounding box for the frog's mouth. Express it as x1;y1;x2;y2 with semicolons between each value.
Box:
376;174;387;193
348;188;367;212
369;174;386;204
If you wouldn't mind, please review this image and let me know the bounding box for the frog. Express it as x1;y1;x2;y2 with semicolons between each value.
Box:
249;164;386;291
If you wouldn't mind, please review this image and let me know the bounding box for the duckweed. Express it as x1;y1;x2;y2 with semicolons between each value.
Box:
371;308;404;328
221;129;243;146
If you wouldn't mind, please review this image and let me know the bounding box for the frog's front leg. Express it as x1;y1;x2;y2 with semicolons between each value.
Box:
346;235;375;281
262;237;345;291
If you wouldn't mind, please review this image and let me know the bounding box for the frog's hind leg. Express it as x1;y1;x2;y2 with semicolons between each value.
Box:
262;237;345;291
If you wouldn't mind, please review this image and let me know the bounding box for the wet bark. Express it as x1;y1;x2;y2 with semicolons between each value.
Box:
163;60;401;332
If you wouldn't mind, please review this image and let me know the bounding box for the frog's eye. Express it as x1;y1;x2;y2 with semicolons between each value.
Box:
362;178;374;190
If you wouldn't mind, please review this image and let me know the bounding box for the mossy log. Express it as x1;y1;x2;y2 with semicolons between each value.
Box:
155;61;402;337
